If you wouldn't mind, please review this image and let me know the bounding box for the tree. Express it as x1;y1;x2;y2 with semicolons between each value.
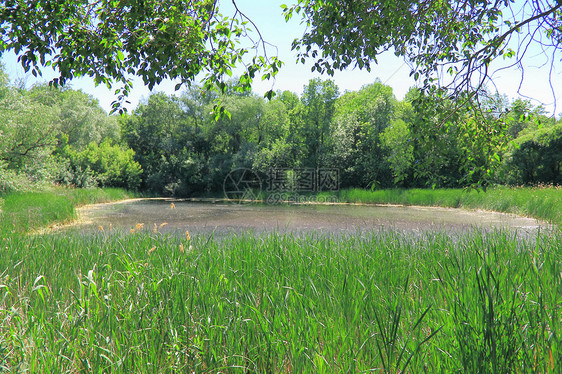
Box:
26;85;120;150
121;93;190;190
283;1;562;100
380;119;414;186
60;139;143;190
0;63;8;90
300;78;339;168
507;122;562;185
405;88;512;188
0;0;282;112
207;94;267;154
407;91;466;188
329;81;395;188
0;86;60;171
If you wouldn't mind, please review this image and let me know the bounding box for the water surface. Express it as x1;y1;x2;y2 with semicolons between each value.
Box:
75;199;548;237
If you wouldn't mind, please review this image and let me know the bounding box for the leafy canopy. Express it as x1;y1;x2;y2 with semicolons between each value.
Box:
0;0;282;112
283;0;562;98
2;1;559;116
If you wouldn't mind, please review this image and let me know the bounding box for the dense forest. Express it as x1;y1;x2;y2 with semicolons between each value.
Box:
1;64;561;196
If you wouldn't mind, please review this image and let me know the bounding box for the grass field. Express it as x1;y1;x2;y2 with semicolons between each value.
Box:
1;187;561;372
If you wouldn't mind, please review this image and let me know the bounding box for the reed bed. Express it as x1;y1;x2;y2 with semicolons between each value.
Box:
1;227;561;372
0;187;134;232
336;186;562;225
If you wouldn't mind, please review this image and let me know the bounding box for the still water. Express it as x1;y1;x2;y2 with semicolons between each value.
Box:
74;198;547;236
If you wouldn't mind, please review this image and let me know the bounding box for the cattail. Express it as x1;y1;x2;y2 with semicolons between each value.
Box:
185;230;191;241
179;243;185;253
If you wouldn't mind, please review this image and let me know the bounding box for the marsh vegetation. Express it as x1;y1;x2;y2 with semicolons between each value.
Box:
1;187;561;372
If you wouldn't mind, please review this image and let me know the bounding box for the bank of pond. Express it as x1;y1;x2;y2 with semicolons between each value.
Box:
2;185;562;233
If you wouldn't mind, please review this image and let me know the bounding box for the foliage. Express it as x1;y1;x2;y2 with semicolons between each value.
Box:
115;78;560;194
57;140;142;190
120;91;208;195
456;107;510;188
405;89;514;189
120;85;295;196
283;1;562;99
2;57;562;195
27;85;121;150
300;78;339;168
380;119;414;185
407;90;465;188
329;80;395;188
0;161;37;193
0;64;133;192
504;98;541;138
0;85;60;170
504;121;562;185
55;156;99;189
0;0;282;112
0;81;63;190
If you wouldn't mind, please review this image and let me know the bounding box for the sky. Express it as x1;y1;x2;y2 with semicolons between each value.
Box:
1;0;561;116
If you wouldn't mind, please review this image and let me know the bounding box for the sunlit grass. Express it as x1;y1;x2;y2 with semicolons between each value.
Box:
335;186;562;225
0;229;560;372
1;187;561;372
0;187;135;233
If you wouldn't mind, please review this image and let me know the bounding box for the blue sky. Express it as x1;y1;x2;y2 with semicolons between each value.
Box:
2;0;561;116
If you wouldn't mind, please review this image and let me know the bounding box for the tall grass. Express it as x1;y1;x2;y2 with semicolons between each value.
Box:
336;186;562;225
0;187;134;233
0;229;561;372
1;187;561;372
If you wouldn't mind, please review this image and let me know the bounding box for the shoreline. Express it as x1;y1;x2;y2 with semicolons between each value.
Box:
76;196;548;221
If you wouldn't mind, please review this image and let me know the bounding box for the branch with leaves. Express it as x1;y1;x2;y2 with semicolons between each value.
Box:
0;0;282;113
283;0;562;109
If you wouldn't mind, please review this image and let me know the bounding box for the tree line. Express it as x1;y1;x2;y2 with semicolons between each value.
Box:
2;65;561;196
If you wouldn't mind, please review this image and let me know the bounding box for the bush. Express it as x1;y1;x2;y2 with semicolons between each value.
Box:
0;165;32;193
0;160;55;193
501;122;562;186
54;157;99;188
56;140;142;190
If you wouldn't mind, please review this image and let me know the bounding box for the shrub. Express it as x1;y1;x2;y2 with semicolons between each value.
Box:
57;140;142;190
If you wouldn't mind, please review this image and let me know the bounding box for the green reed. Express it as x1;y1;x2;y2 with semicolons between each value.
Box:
1;227;561;373
336;186;562;225
0;187;134;233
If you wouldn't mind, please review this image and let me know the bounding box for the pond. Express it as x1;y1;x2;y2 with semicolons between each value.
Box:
73;198;548;237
